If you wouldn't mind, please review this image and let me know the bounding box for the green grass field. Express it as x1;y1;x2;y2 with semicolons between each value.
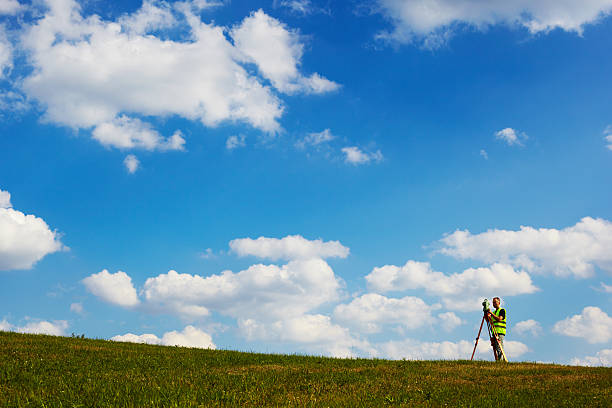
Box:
1;331;610;407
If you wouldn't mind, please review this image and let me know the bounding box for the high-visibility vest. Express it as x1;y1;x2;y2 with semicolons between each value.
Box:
492;308;506;336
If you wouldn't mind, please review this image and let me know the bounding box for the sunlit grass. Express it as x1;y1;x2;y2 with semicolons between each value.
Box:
1;331;610;407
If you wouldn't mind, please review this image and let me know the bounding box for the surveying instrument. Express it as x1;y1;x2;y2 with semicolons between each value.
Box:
470;299;508;362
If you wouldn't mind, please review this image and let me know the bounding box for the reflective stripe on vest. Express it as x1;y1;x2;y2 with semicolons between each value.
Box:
492;308;506;335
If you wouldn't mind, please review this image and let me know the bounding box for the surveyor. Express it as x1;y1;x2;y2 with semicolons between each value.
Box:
487;297;506;360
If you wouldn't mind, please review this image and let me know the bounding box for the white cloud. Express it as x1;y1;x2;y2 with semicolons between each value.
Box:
230;10;339;95
82;269;140;308
570;349;612;367
124;154;140;174
553;306;612;344
376;337;528;360
437;312;463;332
112;332;161;344
238;314;373;358
70;302;84;314
0;188;11;208
375;0;612;46
142;258;342;321
184;0;224;12
0;0;22;15
341;146;383;165
226;134;246;150
118;0;176;35
0;25;12;77
333;293;441;334
20;0;321;146
365;261;537;311
604;125;612;151
112;325;216;349
0;319;11;331
296;128;334;149
198;248;215;259
92;116;185;151
18;320;69;336
599;282;612;293
438;217;612;278
0;191;65;270
479;149;488;160
0;318;68;336
514;319;542;337
495;128;527;146
229;234;349;261
278;0;313;15
159;325;216;348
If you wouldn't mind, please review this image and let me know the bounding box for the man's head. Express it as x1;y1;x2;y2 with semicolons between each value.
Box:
493;297;501;308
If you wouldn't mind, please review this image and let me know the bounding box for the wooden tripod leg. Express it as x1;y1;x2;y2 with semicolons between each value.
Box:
470;316;486;360
486;319;498;360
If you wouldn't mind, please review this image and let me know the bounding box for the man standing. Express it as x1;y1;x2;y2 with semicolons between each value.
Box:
487;297;506;361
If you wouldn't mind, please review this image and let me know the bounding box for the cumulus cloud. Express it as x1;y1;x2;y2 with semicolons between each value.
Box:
438;217;612;278
82;269;140;308
16;0;336;154
295;128;334;149
0;0;22;15
479;149;488;160
376;337;529;360
0;189;65;271
604;125;612;151
118;0;176;35
341;146;383;165
238;314;373;358
365;261;537;311
0;188;10;208
514;319;542;337
0;318;69;336
124;154;140;174
553;306;612;344
92;116;185;151
142;258;342;320
112;325;216;349
333;293;441;334
375;0;612;46
226;134;246;150
229;234;349;261
495;128;527;146
437;312;463;332
570;349;612;367
230;10;339;94
0;319;10;331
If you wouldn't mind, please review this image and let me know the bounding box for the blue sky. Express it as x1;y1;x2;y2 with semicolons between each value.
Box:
1;0;611;365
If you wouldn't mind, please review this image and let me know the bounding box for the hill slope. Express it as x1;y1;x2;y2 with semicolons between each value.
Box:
0;331;610;407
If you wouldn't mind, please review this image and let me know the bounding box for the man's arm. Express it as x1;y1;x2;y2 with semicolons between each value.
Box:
487;309;505;322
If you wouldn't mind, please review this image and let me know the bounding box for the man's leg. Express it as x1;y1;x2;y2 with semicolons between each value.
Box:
495;334;505;360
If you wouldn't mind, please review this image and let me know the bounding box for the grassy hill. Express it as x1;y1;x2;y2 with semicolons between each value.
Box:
1;331;610;407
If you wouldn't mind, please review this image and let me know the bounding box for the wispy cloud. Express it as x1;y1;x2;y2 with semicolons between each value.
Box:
124;155;140;174
495;128;527;146
604;125;612;150
341;146;383;165
375;0;612;47
226;135;246;150
296;128;334;149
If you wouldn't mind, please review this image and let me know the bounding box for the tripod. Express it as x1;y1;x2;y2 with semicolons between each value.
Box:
470;307;508;362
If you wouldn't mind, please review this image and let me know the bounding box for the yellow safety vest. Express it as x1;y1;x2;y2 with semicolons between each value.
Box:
492;308;506;336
